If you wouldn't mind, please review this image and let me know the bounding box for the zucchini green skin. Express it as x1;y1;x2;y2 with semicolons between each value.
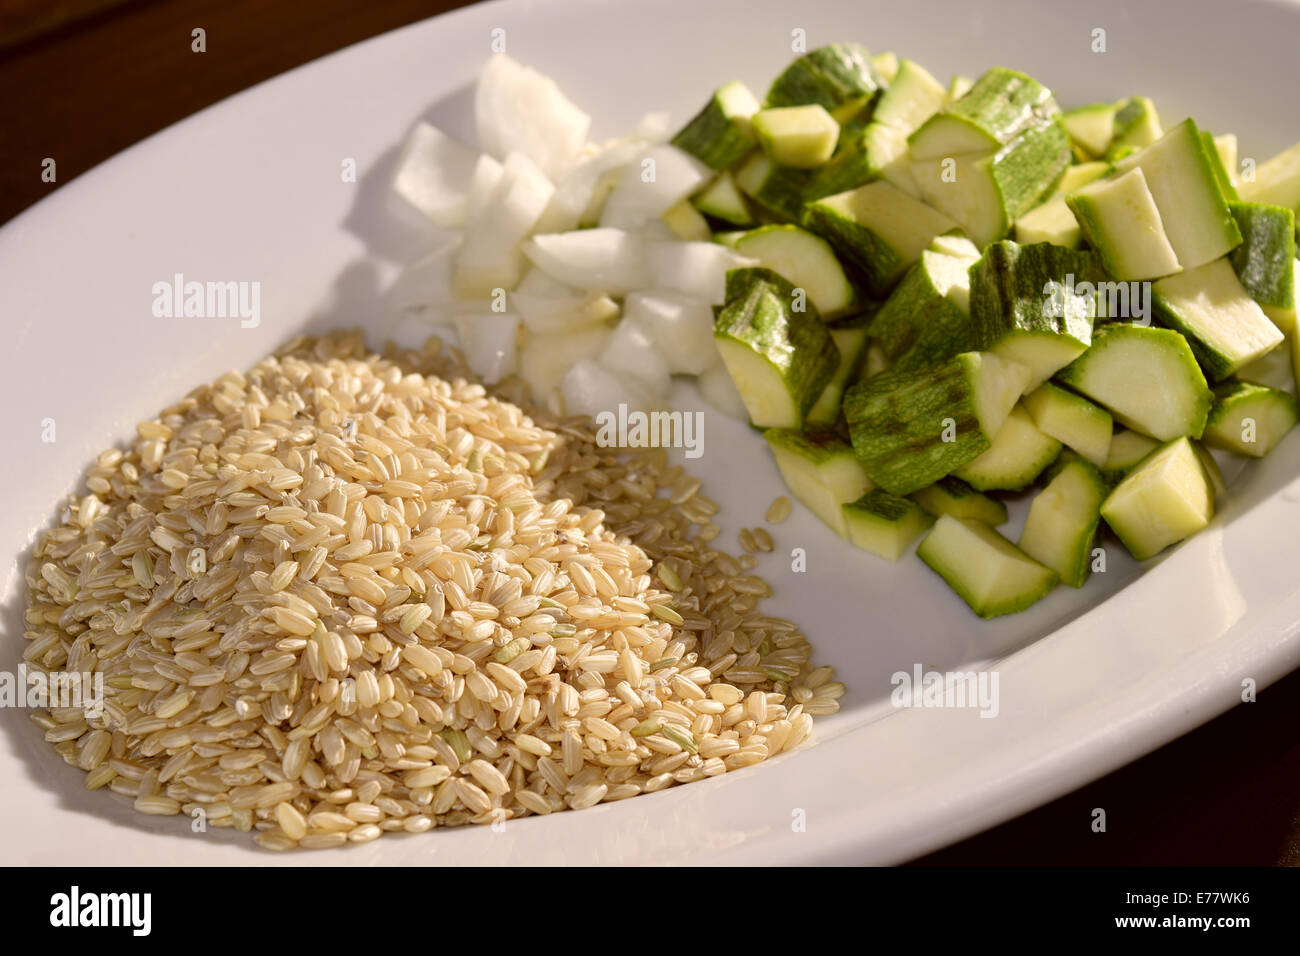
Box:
912;120;1071;248
909;67;1060;157
970;240;1100;353
1202;130;1239;202
952;404;1062;491
1114;118;1242;272
1065;167;1181;282
1152;258;1283;383
869;253;972;372
766;43;881;113
671;83;760;170
1106;96;1162;158
1018;457;1106;587
1100;437;1213;561
1202;380;1299;457
803;127;875;202
917;514;1059;618
1100;429;1160;485
733;224;857;318
1056;324;1213;441
841;489;933;561
734;154;811;222
909;476;1008;525
713;268;838;424
990;119;1073;222
1229;202;1296;310
807;325;870;427
764;428;871;536
804;181;957;298
843;353;991;495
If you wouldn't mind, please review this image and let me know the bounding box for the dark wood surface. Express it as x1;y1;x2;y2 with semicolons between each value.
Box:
2;0;1297;866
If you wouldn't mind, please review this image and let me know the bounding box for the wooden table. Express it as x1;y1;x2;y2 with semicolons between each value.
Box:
3;0;1298;866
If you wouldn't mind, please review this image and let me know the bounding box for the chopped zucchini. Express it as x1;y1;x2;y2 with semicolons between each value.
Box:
1214;134;1240;190
752;105;840;168
807;324;870;427
765;428;872;537
842;489;934;560
1228;201;1296;311
909;67;1060;159
1066;167;1181;281
1101;429;1160;485
1202;130;1238;202
836;58;949;195
917;515;1058;618
1261;260;1300;336
969;240;1100;388
1100;437;1213;561
1014;197;1080;249
661;199;711;240
859;341;890;379
1202;380;1298;457
1114;119;1242;270
929;232;982;260
869;250;973;371
843;351;1031;495
1056;324;1212;440
766;43;881;114
1022;382;1113;467
947;75;974;101
733;225;856;317
1062;103;1117;158
1192;441;1228;500
1055;161;1112;196
1152;257;1284;381
953;403;1062;491
671;81;762;170
1018;457;1107;587
910;476;1008;525
713;268;839;428
805;180;958;297
1106;97;1163;158
693;172;754;226
870;51;900;84
911;119;1071;247
1014;163;1110;249
1239;141;1300;212
734;153;811;222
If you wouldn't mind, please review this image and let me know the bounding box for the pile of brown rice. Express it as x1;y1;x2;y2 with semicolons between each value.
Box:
23;330;842;850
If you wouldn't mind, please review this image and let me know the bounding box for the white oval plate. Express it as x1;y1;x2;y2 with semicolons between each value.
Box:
4;0;1300;866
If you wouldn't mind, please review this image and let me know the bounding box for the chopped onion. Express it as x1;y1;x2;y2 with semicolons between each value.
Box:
475;54;590;181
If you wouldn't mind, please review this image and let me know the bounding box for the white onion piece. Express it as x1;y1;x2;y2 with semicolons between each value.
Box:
522;229;648;294
454;152;554;298
597;319;672;398
519;325;612;399
390;122;482;229
452;312;520;385
623;290;719;375
599;145;711;231
697;363;749;421
644;241;757;304
475;54;590;180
